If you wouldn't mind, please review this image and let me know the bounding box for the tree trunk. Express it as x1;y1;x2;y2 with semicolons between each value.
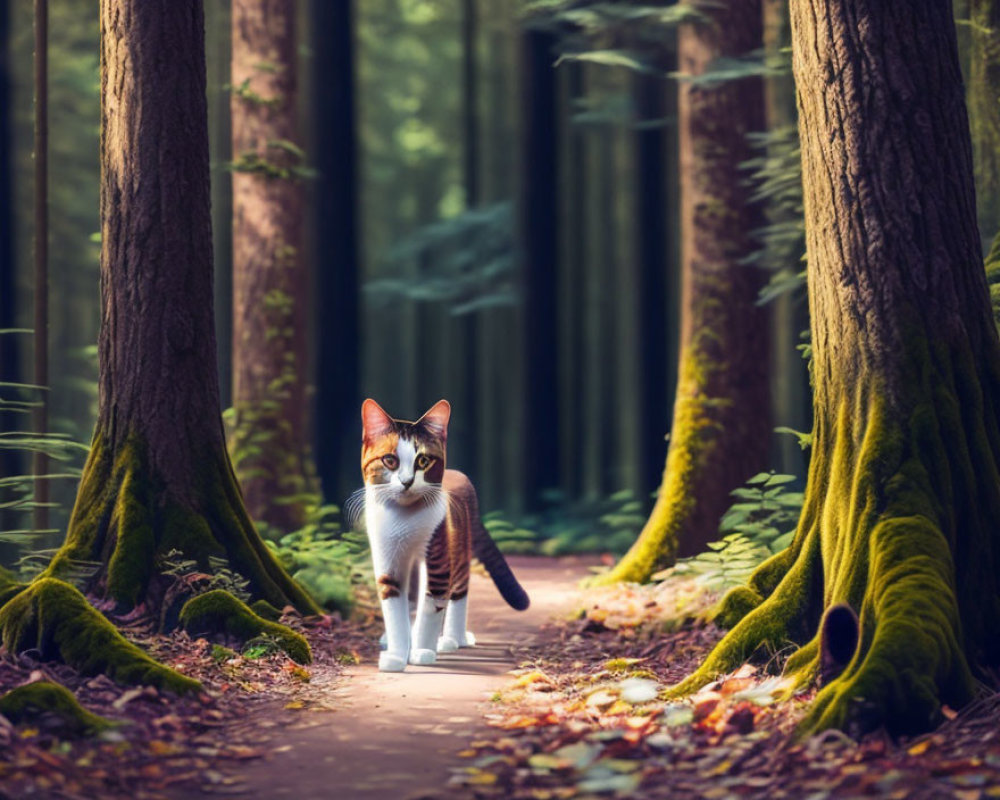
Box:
0;0;22;544
674;0;1000;736
310;0;359;510
597;0;770;583
521;27;560;508
228;0;316;532
48;0;317;616
32;0;49;534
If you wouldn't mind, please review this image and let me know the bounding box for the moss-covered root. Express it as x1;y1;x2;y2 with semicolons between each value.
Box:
51;432;321;617
0;578;201;695
0;681;112;736
800;516;976;737
180;590;311;664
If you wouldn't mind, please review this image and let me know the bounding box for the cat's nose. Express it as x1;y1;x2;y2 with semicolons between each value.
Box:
400;476;414;490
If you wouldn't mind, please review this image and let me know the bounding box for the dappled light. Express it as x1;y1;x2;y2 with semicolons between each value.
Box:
2;0;1000;797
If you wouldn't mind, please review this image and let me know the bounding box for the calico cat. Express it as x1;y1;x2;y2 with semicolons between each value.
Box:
356;398;529;672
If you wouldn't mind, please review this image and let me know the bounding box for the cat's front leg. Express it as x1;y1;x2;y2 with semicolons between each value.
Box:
409;562;445;664
376;572;410;672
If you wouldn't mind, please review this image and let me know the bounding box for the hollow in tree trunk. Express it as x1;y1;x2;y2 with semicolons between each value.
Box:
44;0;318;618
229;0;316;532
596;0;771;584
672;0;1000;736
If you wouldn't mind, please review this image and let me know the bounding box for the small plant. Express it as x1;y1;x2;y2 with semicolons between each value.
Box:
261;504;373;616
667;471;804;592
242;633;282;660
158;550;252;603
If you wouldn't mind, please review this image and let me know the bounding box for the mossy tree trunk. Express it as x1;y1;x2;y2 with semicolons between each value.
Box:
597;0;771;584
229;0;316;532
673;0;1000;736
45;0;317;617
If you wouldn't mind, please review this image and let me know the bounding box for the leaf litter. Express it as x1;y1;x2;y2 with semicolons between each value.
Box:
440;577;1000;800
0;598;380;799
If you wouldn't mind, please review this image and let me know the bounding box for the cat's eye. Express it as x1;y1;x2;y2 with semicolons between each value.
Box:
416;454;433;470
381;454;399;469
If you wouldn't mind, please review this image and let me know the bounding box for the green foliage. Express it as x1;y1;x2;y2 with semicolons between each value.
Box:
741;125;806;304
666;472;804;592
158;550;252;603
484;490;648;557
0;332;91;556
9;0;102;530
364;203;517;315
260;504;372;616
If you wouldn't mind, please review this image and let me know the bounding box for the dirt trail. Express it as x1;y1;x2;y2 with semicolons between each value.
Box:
237;556;594;800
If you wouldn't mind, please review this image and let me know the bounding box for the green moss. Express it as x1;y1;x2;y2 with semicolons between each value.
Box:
159;503;224;568
0;681;111;736
249;599;282;621
709;585;764;629
0;578;201;694
106;470;155;607
50;427;320;618
179;590;311;664
671;317;1000;736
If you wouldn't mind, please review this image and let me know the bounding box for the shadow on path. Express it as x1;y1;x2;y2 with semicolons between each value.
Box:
234;556;596;800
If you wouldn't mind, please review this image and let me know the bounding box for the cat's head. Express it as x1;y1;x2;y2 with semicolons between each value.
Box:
360;398;450;506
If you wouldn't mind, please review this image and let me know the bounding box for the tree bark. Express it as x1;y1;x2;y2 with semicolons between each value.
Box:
674;0;1000;736
310;0;359;510
48;0;317;616
521;27;560;508
598;0;771;582
229;0;316;532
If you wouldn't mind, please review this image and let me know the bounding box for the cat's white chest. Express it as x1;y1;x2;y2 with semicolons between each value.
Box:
365;490;447;567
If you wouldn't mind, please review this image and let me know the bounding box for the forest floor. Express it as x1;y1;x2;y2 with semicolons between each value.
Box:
2;556;1000;799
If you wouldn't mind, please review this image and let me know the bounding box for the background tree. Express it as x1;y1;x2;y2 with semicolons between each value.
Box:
597;0;771;583
673;0;1000;735
228;0;316;532
43;0;316;616
311;0;360;509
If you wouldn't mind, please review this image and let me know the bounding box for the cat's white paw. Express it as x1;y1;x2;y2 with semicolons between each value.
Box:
461;630;476;647
437;636;460;653
378;652;407;672
379;632;388;650
409;648;437;665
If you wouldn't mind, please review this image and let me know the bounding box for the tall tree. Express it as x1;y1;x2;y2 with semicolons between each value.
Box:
228;0;316;532
597;0;771;583
311;0;359;511
673;0;1000;735
45;0;316;615
521;27;560;507
0;0;21;540
31;0;48;533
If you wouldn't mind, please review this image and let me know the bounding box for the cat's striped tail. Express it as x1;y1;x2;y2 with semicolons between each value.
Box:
473;522;530;611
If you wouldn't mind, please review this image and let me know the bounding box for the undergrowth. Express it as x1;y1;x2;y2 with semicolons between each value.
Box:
661;471;803;591
258;503;373;616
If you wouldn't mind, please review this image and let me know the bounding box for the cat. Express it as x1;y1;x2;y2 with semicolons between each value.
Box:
354;398;530;672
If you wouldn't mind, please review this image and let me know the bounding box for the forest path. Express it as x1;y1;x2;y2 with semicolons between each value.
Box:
237;556;595;800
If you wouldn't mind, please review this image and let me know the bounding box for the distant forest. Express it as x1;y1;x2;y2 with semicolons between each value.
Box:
2;0;999;556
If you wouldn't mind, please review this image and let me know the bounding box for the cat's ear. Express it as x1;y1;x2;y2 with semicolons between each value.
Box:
417;399;451;439
362;399;394;442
